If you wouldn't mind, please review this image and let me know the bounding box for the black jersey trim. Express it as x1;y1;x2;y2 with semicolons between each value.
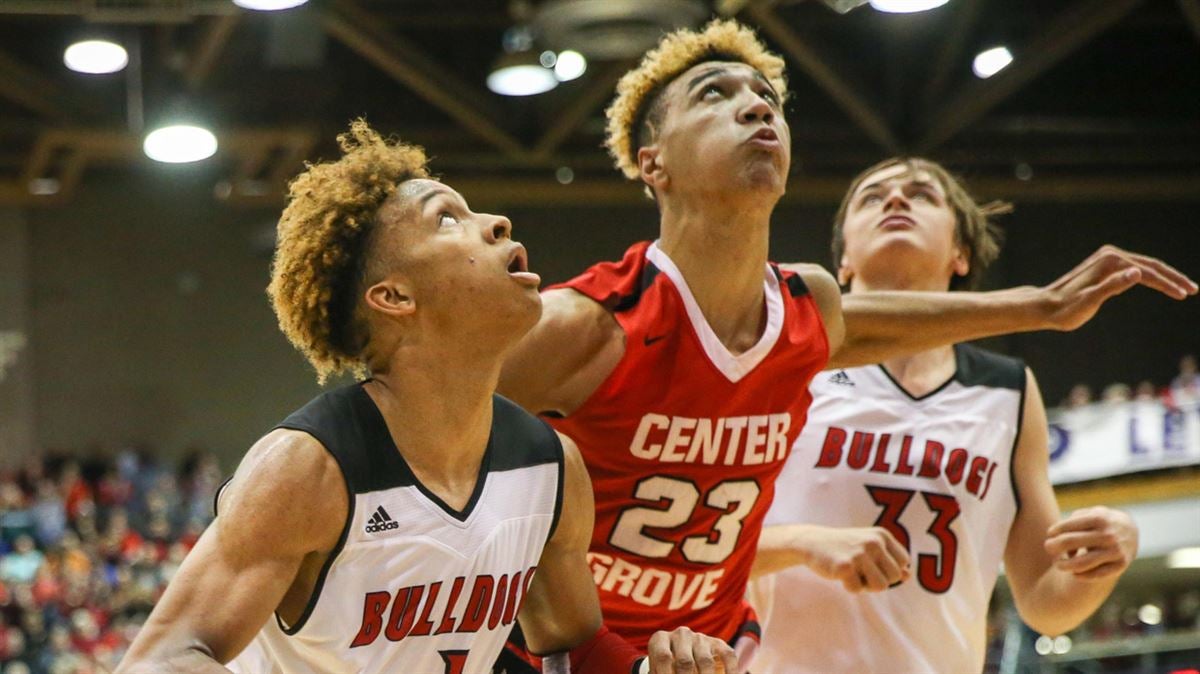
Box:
266;425;356;637
876;363;957;402
612;262;660;313
954;343;1026;391
1009;367;1029;513
414;442;493;523
545;427;566;545
877;343;1024;402
772;265;811;298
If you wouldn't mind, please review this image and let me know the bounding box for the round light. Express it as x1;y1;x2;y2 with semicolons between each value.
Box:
232;0;309;9
554;50;587;82
143;125;218;164
973;46;1014;79
487;65;558;96
556;166;574;185
1138;604;1163;625
1034;636;1053;656
1052;635;1072;654
63;40;128;74
869;0;951;13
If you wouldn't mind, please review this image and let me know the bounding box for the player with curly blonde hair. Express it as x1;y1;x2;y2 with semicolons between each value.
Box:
496;17;1194;669
117;120;737;674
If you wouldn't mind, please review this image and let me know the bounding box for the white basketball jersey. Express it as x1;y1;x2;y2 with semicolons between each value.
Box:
748;344;1024;673
225;384;564;674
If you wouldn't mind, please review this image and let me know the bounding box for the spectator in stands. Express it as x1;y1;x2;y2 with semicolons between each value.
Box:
1065;383;1094;408
1102;383;1132;403
1169;353;1199;406
0;535;43;584
1135;380;1159;402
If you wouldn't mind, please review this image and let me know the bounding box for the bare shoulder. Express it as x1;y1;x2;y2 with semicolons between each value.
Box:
779;263;844;352
500;289;624;415
780;263;840;299
539;287;620;336
218;428;348;554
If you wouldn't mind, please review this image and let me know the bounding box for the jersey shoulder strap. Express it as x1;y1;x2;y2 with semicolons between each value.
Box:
549;241;661;314
953;343;1026;391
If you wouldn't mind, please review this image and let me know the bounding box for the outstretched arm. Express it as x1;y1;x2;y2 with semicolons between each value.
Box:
499;288;624;416
115;431;347;673
1003;369;1137;636
789;245;1197;370
519;434;739;674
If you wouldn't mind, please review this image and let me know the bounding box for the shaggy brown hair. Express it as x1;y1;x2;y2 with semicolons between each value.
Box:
605;18;788;181
267;119;430;383
832;157;1012;291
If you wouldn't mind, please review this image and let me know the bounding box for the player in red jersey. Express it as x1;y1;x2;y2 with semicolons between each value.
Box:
496;18;1196;670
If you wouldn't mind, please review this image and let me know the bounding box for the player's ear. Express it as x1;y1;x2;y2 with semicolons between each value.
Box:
836;254;853;286
951;243;970;280
638;145;668;193
364;277;416;318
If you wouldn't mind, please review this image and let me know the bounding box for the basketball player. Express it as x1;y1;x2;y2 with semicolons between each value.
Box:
114;122;737;674
495;18;1195;666
747;158;1146;673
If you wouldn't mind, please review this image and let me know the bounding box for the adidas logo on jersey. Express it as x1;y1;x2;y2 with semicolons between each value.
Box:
364;505;399;533
829;370;855;386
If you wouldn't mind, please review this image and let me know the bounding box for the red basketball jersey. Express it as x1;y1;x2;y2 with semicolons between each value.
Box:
548;241;829;649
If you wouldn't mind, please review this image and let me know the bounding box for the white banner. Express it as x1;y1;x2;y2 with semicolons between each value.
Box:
1047;400;1200;484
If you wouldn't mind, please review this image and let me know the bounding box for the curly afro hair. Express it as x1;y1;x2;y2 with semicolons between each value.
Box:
604;18;788;181
267;119;430;383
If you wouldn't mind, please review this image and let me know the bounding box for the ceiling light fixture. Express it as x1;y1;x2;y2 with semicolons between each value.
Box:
869;0;951;13
1167;546;1200;568
973;46;1013;78
554;50;587;81
63;40;129;74
143;125;218;164
232;0;309;10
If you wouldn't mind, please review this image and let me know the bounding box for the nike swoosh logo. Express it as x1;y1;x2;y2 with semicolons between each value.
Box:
644;334;667;346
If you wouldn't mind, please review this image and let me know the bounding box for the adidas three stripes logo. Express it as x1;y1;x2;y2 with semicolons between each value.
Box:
364;505;399;533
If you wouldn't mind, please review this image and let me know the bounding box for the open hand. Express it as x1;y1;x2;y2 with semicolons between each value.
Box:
645;626;739;674
1044;506;1138;580
1041;245;1196;331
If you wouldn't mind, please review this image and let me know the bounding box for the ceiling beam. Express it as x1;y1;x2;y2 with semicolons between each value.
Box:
1178;0;1200;43
320;0;526;157
532;61;631;160
0;48;77;119
745;3;901;153
184;14;240;90
5;171;1198;208
918;0;987;109
916;0;1147;153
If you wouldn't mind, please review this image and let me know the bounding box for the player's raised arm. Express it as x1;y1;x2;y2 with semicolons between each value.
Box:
499;288;624;416
1001;369;1138;636
115;430;348;674
518;434;739;674
791;245;1196;370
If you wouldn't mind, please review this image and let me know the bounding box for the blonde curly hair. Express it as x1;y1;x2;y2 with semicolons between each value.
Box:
605;18;788;180
833;157;1012;291
267;119;430;383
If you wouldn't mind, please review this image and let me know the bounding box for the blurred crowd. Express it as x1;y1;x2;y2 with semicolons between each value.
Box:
1060;354;1200;410
0;449;221;674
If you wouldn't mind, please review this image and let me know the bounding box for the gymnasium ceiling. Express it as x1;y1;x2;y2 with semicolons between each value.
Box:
0;0;1198;208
